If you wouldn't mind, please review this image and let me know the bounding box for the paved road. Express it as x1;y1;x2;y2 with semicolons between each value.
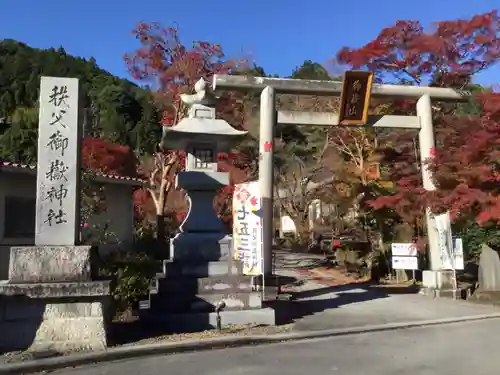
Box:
52;318;500;375
277;284;500;331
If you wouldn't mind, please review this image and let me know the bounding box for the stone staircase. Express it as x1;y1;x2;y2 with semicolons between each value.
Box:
139;255;275;331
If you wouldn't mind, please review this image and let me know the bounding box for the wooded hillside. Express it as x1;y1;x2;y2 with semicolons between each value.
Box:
0;39;162;164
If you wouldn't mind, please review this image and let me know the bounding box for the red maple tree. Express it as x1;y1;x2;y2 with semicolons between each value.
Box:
80;137;140;238
336;10;500;237
337;11;500;88
82;137;138;177
369;92;500;228
125;23;251;239
427;92;500;224
125;22;245;125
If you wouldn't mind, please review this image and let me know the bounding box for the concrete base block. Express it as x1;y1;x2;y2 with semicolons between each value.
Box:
149;307;276;333
0;316;107;352
8;246;93;283
419;286;471;300
0;297;110;352
422;270;456;289
0;244;111;352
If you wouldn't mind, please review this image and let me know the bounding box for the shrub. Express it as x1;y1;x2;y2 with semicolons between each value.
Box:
99;249;159;313
455;221;500;260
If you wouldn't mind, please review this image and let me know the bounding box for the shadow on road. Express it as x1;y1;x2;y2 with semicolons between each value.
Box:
264;275;306;295
267;282;420;325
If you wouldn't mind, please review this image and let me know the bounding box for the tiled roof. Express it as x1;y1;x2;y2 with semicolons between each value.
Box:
0;161;145;186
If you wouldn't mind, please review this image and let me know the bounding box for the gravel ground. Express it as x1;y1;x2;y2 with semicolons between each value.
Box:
123;324;293;346
0;324;293;365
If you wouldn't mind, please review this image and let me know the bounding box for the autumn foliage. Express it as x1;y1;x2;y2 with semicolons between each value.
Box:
120;10;500;253
422;93;500;224
337;11;500;88
82;137;138;177
336;10;500;231
125;23;245;126
125;23;251;234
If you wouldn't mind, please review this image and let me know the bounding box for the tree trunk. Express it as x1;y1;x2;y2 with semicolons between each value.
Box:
156;214;166;245
295;219;310;248
364;224;387;283
154;176;169;251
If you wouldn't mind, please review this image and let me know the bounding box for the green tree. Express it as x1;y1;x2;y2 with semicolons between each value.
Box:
0;39;162;160
0;106;38;163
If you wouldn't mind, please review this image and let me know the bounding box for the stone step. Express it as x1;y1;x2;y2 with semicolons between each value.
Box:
151;291;263;313
163;260;243;278
170;232;232;262
141;308;276;333
159;275;254;295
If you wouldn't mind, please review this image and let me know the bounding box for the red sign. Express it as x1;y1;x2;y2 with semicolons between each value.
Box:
263;141;272;152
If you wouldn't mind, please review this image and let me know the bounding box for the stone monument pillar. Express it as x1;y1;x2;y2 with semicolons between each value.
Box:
0;77;111;352
139;79;275;330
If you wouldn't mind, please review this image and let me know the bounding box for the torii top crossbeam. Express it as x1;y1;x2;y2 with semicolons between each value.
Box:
212;74;472;102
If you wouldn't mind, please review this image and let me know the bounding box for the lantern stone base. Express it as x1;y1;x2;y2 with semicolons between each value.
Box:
0;246;112;352
140;257;276;330
143;308;276;332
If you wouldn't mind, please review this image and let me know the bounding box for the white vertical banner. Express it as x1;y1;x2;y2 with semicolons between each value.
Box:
232;181;263;275
434;212;462;270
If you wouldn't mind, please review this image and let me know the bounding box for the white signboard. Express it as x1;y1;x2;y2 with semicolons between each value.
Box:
392;256;419;270
391;243;417;256
232;181;263;276
435;212;452;270
35;77;81;246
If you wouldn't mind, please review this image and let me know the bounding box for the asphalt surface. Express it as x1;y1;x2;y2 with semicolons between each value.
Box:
51;318;500;375
279;283;500;331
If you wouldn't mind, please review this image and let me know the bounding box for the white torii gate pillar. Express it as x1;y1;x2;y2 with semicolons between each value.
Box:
259;87;276;276
417;95;441;271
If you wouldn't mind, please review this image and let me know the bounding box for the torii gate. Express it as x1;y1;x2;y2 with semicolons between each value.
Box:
213;74;471;290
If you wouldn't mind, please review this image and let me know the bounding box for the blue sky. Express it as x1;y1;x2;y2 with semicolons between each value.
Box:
1;0;499;85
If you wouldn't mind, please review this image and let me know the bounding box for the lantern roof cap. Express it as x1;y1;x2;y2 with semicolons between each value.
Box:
160;78;247;151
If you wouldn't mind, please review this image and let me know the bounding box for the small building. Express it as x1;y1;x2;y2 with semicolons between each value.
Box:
0;161;143;279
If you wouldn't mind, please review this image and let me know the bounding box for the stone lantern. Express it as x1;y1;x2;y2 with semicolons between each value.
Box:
139;79;275;330
160;78;247;262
